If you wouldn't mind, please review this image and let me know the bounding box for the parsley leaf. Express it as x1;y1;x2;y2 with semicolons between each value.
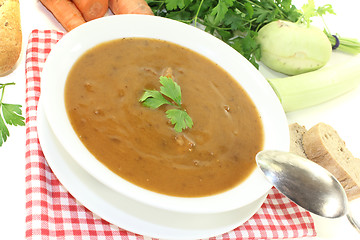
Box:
316;4;335;17
166;108;193;133
210;0;234;25
139;90;171;108
165;0;188;10
2;103;25;126
298;0;335;27
159;76;182;105
0;114;9;147
139;76;193;132
0;83;25;146
299;0;317;27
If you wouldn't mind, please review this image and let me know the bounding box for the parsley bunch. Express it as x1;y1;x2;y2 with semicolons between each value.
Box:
0;83;25;146
146;0;301;68
139;76;193;132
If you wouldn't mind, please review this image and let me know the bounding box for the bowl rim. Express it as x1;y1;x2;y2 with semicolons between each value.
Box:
41;14;289;214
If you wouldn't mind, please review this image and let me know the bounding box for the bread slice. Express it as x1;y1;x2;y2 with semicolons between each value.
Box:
302;123;360;201
289;123;307;158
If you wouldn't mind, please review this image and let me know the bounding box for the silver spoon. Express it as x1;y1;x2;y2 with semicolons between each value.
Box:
256;150;360;233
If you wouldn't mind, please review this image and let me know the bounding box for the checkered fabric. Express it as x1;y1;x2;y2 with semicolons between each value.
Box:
25;29;316;240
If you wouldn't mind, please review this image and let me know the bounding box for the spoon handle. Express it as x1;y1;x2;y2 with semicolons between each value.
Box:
346;211;360;233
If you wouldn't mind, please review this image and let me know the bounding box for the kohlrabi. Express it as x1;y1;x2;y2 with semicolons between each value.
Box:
257;20;332;75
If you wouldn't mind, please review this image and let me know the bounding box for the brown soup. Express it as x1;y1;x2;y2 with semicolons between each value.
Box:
65;38;264;197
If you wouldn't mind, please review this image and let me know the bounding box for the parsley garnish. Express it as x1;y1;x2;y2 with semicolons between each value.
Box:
0;83;25;146
139;76;193;132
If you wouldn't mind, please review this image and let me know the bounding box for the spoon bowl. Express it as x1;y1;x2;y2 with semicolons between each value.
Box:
256;150;360;232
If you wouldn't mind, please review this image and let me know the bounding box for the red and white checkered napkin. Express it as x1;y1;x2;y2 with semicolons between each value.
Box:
25;29;316;240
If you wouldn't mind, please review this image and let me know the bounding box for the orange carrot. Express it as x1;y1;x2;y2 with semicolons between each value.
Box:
109;0;154;15
39;0;86;31
72;0;108;21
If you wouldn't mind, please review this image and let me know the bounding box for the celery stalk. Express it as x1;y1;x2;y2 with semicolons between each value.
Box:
268;56;360;112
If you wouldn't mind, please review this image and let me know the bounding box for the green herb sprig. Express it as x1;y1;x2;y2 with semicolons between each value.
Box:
0;83;25;146
139;76;193;133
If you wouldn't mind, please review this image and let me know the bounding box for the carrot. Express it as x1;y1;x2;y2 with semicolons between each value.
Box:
39;0;86;31
109;0;154;15
72;0;108;21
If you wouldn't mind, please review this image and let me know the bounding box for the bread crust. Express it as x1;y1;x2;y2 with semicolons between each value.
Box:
303;123;360;201
289;123;307;158
0;0;22;75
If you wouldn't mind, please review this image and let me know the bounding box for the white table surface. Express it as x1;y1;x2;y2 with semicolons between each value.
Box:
1;0;360;239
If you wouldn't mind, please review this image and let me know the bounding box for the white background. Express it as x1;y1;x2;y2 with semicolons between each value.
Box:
1;0;360;239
